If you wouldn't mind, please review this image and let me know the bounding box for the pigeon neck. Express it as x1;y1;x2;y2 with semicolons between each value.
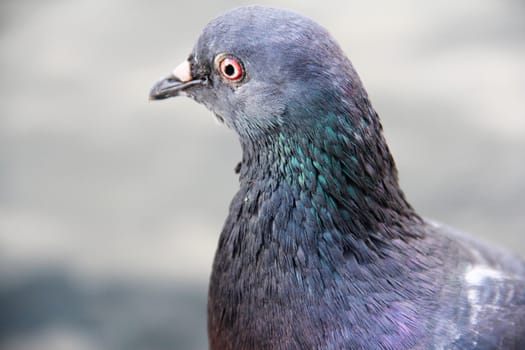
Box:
237;101;420;237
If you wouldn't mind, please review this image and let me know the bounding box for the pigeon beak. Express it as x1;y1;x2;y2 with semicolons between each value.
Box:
149;60;205;100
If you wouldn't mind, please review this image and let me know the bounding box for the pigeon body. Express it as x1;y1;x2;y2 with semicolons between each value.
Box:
150;6;525;350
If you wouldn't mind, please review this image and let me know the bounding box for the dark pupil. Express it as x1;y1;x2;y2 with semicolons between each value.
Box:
224;64;235;76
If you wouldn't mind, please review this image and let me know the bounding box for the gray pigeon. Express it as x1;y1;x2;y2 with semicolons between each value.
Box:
150;6;525;350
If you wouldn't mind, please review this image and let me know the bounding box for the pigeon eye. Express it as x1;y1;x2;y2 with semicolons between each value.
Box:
218;56;244;81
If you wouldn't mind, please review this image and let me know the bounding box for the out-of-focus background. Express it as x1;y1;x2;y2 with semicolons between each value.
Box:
1;0;524;349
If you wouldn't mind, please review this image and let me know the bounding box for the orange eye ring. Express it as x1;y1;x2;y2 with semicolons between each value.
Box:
219;57;244;81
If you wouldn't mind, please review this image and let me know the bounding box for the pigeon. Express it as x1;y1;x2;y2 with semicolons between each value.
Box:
149;6;525;350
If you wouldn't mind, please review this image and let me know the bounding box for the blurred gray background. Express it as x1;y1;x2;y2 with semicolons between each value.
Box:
1;0;524;349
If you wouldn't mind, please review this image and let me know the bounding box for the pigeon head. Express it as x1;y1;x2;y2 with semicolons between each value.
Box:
150;6;414;221
150;6;366;142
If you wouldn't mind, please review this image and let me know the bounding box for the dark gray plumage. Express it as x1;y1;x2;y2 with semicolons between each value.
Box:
150;6;525;350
